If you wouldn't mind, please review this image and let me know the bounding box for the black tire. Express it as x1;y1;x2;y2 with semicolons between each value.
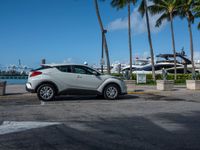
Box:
103;84;119;100
37;84;56;101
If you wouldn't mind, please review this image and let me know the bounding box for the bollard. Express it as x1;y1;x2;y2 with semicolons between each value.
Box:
0;81;7;96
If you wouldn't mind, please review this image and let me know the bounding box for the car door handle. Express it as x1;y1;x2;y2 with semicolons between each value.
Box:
77;75;82;78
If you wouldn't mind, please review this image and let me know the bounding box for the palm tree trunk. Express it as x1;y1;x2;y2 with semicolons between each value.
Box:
94;0;111;74
170;12;177;80
187;17;195;78
128;1;133;80
144;0;155;81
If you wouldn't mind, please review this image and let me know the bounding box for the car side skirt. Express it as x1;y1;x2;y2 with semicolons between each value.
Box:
58;88;102;96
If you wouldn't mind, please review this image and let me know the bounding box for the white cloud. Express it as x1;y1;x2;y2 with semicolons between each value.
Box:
63;58;73;63
107;7;167;35
194;51;200;62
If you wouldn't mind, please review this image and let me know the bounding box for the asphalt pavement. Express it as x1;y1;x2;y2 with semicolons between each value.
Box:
0;85;200;150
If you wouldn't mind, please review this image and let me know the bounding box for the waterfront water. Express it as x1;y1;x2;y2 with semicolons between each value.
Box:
0;79;27;85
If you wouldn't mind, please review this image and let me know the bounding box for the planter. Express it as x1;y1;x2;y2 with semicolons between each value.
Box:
0;81;6;96
186;80;200;90
124;80;136;92
156;80;174;91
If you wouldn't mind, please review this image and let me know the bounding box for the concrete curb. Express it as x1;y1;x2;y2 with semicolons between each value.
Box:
128;91;160;94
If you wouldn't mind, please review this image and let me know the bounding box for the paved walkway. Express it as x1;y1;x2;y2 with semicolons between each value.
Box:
2;84;197;95
4;84;188;94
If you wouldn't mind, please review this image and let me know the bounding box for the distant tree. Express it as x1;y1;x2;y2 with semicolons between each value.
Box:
94;0;111;74
148;0;183;80
111;0;137;80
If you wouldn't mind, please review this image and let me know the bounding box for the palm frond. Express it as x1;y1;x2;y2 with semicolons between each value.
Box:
111;0;128;9
138;0;145;17
148;5;166;15
111;0;137;9
155;12;169;27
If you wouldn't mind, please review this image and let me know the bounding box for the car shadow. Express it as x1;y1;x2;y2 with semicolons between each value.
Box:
5;93;25;96
52;95;139;102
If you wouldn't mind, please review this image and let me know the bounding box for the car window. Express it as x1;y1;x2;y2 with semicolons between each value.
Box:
72;65;100;75
56;65;72;73
72;66;92;75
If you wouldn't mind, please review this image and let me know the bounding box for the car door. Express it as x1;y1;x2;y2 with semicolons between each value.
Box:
52;65;78;90
71;65;103;89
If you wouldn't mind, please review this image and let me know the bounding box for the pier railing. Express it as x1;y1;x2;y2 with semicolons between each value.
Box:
0;75;28;79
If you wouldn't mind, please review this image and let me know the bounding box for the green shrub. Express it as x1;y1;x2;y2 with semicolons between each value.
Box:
111;73;200;84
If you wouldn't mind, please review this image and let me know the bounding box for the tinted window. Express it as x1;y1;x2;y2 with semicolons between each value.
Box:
122;67;136;71
167;68;191;74
140;66;152;71
167;69;175;74
72;66;95;75
56;65;72;73
155;64;174;70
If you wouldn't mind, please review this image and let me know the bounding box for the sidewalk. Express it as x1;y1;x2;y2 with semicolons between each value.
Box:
3;84;194;95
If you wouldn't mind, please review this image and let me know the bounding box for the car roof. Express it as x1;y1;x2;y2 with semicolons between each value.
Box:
41;63;88;67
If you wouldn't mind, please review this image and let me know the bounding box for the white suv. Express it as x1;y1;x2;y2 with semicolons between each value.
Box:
26;64;127;101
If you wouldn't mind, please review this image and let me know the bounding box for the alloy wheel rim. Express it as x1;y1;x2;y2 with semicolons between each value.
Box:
40;86;54;100
106;86;118;99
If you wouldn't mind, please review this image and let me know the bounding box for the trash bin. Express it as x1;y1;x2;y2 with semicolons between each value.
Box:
0;81;6;96
136;72;146;84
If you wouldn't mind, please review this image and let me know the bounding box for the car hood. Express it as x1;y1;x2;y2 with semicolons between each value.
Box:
100;74;122;81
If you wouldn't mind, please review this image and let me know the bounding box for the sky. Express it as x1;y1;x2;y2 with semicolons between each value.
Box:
0;0;200;68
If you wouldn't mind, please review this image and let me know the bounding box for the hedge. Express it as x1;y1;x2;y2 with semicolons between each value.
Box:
111;73;200;84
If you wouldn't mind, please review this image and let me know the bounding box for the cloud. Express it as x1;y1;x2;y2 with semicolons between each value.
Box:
194;51;200;62
107;7;167;35
63;58;73;63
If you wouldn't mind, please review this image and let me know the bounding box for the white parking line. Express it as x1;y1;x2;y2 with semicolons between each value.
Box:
0;121;60;135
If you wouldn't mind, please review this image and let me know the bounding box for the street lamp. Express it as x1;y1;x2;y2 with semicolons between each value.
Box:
101;29;107;73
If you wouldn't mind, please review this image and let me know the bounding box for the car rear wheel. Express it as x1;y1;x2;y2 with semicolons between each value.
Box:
103;84;119;100
37;84;55;101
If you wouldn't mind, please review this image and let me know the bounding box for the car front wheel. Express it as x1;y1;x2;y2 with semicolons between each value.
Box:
103;84;119;100
37;84;55;101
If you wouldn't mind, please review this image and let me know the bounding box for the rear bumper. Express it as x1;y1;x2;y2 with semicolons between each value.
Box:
25;83;35;93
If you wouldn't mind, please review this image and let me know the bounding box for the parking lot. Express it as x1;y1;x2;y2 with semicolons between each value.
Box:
0;85;200;150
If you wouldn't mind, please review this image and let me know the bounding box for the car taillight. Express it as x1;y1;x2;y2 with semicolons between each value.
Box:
30;71;42;77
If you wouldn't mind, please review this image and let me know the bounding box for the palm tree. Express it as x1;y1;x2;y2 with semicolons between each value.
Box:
94;0;111;74
179;0;196;79
138;0;156;81
111;0;137;80
148;0;183;80
193;0;200;29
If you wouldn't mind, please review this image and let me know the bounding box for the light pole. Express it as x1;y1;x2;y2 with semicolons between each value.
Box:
101;29;107;73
